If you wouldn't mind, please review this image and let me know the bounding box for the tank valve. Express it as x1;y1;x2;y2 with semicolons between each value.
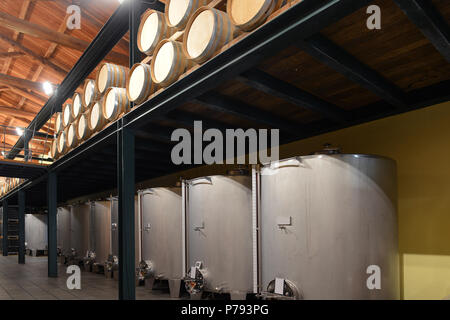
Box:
105;255;119;275
136;260;154;281
313;143;341;155
66;248;80;266
83;250;96;271
265;278;302;300
184;262;205;295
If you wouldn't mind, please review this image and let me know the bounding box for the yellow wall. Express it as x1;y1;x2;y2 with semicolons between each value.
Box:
278;101;450;300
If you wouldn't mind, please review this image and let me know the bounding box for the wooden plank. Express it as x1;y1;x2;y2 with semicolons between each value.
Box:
1;0;31;75
1;0;32;129
0;52;25;59
0;11;129;66
7;87;47;106
0;34;68;77
394;0;450;63
0;73;53;93
15;14;71;112
0;106;36;119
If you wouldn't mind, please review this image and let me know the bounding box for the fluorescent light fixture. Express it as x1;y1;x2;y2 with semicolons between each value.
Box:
43;81;54;95
16;127;24;136
1;151;5;156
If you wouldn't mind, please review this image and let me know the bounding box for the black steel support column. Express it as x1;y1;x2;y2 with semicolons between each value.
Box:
114;0;141;301
117;125;135;300
47;171;57;277
2;200;7;256
18;190;25;264
24;135;30;162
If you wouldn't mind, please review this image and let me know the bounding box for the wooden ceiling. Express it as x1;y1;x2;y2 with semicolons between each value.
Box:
0;0;129;158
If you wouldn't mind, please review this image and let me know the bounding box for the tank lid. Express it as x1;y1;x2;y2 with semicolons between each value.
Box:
312;143;341;155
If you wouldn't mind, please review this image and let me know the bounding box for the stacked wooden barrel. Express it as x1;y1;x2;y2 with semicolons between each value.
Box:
227;0;284;31
127;63;155;105
50;0;287;161
183;6;238;63
102;87;130;122
1;178;24;196
52;62;130;160
133;0;284;92
96;63;128;94
88;98;107;133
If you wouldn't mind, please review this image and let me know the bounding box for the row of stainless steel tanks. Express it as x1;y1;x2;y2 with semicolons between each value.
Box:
56;153;400;300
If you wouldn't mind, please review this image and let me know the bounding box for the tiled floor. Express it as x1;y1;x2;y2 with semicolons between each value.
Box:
0;255;178;300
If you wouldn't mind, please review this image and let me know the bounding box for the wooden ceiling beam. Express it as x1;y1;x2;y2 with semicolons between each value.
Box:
0;34;69;77
0;128;52;141
1;88;45;109
0;73;53;94
195;93;302;136
238;68;350;123
0;52;25;59
0;11;129;66
394;0;450;63
1;0;33;130
0;11;89;50
1;0;32;75
296;34;409;109
16;13;72;111
7;116;54;134
0;106;36;119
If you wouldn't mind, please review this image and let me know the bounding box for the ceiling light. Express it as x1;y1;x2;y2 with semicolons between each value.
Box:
16;127;24;136
43;81;54;95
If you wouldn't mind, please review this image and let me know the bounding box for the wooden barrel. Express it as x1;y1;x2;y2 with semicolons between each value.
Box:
165;0;208;30
76;112;92;141
62;103;73;128
227;0;284;31
71;92;85;120
51;138;59;159
57;130;68;155
55;112;63;133
88;100;107;133
126;63;155;105
96;63;128;94
83;79;101;109
151;40;192;87
102;87;130;122
183;7;238;63
66;122;79;150
138;9;175;55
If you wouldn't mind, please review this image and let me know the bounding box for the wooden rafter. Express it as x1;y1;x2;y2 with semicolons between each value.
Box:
0;106;36;119
1;0;31;75
7;87;47;107
1;0;32;130
0;10;129;66
0;130;51;142
0;52;25;59
16;13;71;110
0;33;69;77
0;73;54;94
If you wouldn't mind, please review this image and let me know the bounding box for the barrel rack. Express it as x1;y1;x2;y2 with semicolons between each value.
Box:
0;0;449;300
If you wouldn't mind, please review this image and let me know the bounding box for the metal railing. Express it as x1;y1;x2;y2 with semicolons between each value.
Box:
0;124;53;162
